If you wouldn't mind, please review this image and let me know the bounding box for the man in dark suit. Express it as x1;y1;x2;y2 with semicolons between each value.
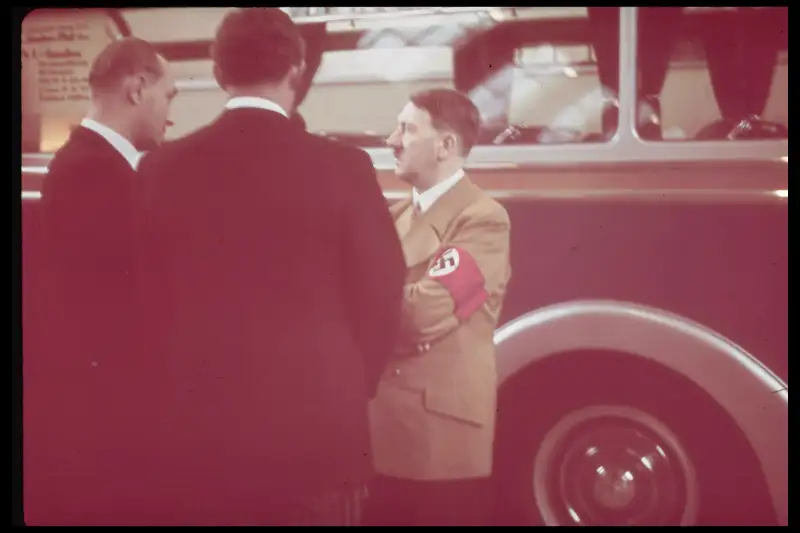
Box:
25;38;177;525
135;8;406;526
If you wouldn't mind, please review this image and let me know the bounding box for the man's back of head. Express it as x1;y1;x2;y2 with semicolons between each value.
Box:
212;8;306;112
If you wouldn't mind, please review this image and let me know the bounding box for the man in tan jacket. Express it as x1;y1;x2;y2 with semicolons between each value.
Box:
366;88;512;526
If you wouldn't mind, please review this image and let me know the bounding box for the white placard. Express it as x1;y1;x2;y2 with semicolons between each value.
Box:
21;10;121;115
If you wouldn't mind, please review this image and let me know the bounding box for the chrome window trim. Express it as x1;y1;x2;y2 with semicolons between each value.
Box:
365;140;788;170
20;135;789;178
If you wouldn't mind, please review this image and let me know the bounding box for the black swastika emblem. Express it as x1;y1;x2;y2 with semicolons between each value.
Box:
428;248;461;278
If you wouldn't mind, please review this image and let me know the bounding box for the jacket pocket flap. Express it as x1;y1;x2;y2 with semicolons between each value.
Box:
423;388;488;427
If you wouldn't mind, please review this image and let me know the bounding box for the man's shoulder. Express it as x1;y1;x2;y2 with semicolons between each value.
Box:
137;125;212;172
160;125;213;153
139;124;375;178
304;132;373;169
461;185;510;227
47;138;127;182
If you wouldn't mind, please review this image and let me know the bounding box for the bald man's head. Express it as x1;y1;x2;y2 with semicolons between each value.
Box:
87;38;177;150
89;38;165;94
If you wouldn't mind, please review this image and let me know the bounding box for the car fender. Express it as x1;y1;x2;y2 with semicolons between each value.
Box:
493;299;788;526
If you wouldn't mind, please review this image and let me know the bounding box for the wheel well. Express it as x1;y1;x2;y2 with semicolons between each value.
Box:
494;349;777;525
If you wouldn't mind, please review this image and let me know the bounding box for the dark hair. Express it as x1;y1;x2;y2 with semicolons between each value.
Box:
410;88;482;156
212;8;305;87
88;37;164;93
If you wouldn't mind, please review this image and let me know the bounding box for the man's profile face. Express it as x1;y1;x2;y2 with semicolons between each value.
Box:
136;56;178;149
386;102;441;186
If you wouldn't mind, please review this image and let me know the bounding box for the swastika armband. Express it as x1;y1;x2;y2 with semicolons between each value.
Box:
428;247;489;321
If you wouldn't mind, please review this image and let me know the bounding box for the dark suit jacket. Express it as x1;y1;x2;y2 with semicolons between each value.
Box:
26;126;147;525
134;107;405;525
39;126;140;332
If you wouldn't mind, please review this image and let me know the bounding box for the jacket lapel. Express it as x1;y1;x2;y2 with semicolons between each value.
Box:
396;176;480;269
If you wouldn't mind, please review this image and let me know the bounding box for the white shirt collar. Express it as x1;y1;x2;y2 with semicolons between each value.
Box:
225;96;289;118
412;168;465;214
80;118;142;170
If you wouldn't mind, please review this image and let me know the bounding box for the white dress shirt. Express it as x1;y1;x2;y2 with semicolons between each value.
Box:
224;96;289;118
80;118;142;170
412;168;465;214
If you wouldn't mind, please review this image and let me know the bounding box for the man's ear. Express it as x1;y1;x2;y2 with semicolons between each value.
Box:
287;61;306;93
123;74;147;106
442;133;457;152
210;43;225;90
212;62;226;91
437;132;458;160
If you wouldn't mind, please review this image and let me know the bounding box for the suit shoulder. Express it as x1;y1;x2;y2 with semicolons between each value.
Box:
162;126;210;153
306;133;373;168
47;143;123;181
465;187;510;227
138;126;208;173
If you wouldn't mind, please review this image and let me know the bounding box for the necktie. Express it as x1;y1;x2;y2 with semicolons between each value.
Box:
411;201;421;220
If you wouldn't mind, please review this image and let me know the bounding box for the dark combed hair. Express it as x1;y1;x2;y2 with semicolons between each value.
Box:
88;37;164;93
410;88;482;156
212;8;306;87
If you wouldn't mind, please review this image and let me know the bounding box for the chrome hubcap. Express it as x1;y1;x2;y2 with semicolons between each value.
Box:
533;405;699;526
593;464;636;510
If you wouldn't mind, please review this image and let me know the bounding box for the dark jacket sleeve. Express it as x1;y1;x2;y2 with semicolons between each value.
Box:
339;149;406;398
42;157;138;273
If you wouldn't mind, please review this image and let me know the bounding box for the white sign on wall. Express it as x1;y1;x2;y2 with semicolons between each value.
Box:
21;10;122;115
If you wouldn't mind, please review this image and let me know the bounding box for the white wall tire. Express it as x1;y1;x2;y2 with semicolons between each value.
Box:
532;405;699;526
